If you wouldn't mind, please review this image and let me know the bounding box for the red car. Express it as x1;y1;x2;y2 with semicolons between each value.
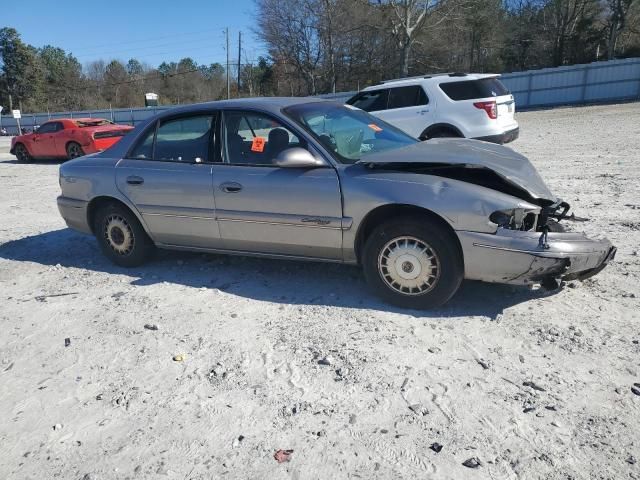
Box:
10;118;134;162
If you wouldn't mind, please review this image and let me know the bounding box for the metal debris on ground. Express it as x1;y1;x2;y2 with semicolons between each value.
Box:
462;457;482;468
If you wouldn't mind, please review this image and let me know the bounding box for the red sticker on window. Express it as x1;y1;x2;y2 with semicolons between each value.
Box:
251;136;266;152
368;124;383;132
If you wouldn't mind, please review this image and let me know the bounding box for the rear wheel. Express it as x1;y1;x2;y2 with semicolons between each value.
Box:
94;203;153;267
14;143;32;163
66;142;84;159
362;217;464;309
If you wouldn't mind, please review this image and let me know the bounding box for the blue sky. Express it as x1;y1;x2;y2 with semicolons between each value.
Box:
3;0;266;68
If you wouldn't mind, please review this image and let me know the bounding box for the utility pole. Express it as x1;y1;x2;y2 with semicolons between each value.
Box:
226;28;230;99
237;31;242;94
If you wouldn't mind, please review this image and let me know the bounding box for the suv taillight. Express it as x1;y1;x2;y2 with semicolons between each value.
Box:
473;101;497;119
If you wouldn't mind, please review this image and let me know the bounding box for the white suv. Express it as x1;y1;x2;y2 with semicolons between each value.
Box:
346;73;519;144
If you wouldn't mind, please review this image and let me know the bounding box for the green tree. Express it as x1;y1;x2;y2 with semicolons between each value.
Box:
0;27;42;111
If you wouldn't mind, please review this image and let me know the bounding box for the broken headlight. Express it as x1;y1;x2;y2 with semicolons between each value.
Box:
490;208;538;231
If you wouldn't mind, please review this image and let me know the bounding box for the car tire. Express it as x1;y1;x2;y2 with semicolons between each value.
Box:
66;142;85;159
14;143;32;163
93;203;154;267
362;216;464;309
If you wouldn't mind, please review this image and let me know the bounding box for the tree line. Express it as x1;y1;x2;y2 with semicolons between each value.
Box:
1;0;639;114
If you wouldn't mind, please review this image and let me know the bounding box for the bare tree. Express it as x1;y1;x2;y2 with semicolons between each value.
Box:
604;0;637;58
381;0;449;77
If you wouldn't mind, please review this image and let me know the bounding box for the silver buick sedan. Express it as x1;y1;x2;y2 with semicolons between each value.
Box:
57;98;615;308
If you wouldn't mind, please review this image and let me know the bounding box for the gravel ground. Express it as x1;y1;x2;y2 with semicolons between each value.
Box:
0;103;639;480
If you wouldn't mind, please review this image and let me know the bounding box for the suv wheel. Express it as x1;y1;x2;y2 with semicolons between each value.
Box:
423;128;461;140
362;217;463;308
94;203;153;267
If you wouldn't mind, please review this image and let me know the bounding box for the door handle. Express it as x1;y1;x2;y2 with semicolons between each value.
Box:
126;175;144;185
220;182;243;193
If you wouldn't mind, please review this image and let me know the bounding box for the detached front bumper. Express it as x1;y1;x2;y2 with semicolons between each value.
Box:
458;228;616;286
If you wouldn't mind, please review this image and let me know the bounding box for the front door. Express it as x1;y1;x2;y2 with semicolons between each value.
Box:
115;113;222;249
30;121;62;157
212;109;343;260
374;85;432;138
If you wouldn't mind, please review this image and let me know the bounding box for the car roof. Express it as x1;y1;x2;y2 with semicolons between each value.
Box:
361;73;499;91
163;97;328;117
42;118;107;123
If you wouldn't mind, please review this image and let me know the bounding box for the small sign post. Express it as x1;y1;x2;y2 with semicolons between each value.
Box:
12;109;21;134
144;93;159;107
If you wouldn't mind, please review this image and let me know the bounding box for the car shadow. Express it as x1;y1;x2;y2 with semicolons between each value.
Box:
0;157;66;165
0;228;555;318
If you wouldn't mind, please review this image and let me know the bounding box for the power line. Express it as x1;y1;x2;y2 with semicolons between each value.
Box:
69;28;222;54
74;36;222;60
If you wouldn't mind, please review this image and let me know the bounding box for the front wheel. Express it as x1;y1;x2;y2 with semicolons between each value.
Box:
66;142;84;159
362;217;464;309
14;144;32;163
94;203;154;267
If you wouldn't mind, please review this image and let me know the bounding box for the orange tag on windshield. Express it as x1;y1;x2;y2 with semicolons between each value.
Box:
368;124;383;132
251;136;266;152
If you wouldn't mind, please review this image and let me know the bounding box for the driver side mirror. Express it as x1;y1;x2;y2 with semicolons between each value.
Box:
273;147;326;168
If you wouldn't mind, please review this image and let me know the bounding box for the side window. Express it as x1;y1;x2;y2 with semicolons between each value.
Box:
387;86;429;109
348;89;389;112
223;111;303;166
129;125;156;159
53;122;64;132
129;115;214;162
37;123;56;133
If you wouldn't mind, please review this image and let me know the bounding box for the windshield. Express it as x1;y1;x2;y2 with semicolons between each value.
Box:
284;102;417;164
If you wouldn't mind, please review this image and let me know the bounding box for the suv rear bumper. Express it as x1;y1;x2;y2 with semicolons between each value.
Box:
474;127;519;144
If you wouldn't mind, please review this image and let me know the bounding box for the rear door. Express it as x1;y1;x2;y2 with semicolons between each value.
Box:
373;85;431;138
115;113;222;249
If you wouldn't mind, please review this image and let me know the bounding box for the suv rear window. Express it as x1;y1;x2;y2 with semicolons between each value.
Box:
439;78;510;101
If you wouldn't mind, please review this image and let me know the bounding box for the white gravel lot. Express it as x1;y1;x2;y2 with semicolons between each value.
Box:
0;103;639;480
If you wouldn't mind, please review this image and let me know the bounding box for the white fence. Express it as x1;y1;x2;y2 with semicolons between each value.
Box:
1;58;639;135
500;57;640;109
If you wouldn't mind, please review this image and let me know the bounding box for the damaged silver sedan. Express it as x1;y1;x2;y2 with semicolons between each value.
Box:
57;98;615;308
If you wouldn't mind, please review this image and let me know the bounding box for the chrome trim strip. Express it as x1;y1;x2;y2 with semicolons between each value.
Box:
143;212;215;220
472;242;593;257
216;217;342;230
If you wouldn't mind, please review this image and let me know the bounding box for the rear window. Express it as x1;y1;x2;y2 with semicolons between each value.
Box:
74;119;114;127
439;78;510;101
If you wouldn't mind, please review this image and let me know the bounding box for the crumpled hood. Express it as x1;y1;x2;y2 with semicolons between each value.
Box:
359;138;556;202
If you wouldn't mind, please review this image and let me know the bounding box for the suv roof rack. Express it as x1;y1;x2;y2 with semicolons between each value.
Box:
380;72;467;84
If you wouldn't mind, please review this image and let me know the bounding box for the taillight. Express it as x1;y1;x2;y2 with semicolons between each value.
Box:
474;101;497;119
